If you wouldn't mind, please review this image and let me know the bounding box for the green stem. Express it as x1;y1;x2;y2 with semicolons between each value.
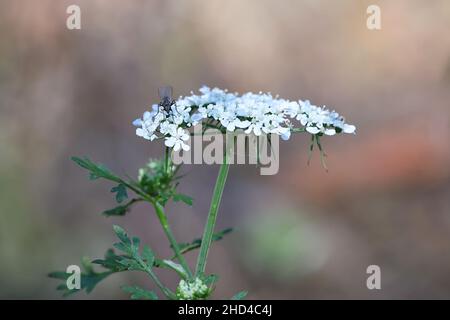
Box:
195;153;230;277
135;254;177;299
164;146;170;174
153;201;193;279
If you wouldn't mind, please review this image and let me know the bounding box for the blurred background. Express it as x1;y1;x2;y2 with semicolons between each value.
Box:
1;0;450;299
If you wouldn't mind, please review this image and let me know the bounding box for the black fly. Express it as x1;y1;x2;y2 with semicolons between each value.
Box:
158;86;176;115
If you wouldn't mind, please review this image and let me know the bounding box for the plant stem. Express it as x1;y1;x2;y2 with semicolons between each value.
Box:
195;154;230;277
135;254;177;299
153;201;193;279
164;146;170;174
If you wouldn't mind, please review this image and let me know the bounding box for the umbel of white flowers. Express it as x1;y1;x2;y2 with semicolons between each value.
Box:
133;86;356;152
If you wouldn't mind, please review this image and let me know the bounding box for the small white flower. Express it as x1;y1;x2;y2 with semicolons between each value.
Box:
165;127;190;151
343;124;356;134
324;128;336;136
132;118;142;127
159;121;177;135
280;127;291;140
299;100;315;114
245;121;263;136
190;113;203;124
134;86;356;145
306;126;321;134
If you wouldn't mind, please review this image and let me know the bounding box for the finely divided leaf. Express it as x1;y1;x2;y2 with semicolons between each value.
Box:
49;262;114;297
111;184;128;203
122;286;158;300
176;228;233;256
113;225;131;246
71;157;121;183
91;249;128;272
173;193;193;206
102;205;129;217
102;199;141;217
160;259;188;279
141;245;155;268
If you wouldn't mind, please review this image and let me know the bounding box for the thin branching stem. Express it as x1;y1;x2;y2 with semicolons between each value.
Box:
134;253;177;299
152;201;193;279
195;147;230;277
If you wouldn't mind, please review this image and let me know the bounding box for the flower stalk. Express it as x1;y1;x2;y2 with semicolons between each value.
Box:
153;201;193;279
195;146;231;277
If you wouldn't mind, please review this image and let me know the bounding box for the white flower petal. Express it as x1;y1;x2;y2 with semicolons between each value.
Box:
281;130;291;141
254;126;262;136
136;128;145;137
165;137;176;148
306;126;320;134
143;111;152;121
324;128;336;136
343;124;356;134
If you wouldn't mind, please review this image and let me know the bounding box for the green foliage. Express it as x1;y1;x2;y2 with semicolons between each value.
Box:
52;155;236;300
203;274;219;286
137;159;191;206
71;157;193;216
48;257;114;297
50;226;179;298
176;227;233;256
102;199;141;217
72;157;139;212
173;193;193;206
110;226;161;275
111;184;128;203
231;291;248;300
122;286;158;300
72;157;121;183
91;249;130;272
159;259;189;280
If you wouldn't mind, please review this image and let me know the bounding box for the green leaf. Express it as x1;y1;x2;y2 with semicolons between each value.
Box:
231;291;248;300
102;198;141;217
91;249;128;272
141;245;155;267
113;242;131;254
49;260;114;297
102;205;129;217
122;286;158;300
175;227;233;256
203;274;219;287
117;257;142;271
132;237;141;249
111;184;128;203
50;225;173;298
160;259;188;279
173;193;193;206
71;157;121;183
113;225;131;246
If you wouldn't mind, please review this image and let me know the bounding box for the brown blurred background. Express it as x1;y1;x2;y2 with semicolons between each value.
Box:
1;0;450;299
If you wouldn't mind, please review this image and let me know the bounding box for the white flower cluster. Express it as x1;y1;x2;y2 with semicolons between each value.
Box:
176;278;209;300
133;86;356;151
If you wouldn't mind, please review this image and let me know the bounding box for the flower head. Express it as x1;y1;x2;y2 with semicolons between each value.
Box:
133;86;356;148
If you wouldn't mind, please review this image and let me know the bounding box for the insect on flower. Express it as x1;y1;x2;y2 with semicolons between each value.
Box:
158;86;176;115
